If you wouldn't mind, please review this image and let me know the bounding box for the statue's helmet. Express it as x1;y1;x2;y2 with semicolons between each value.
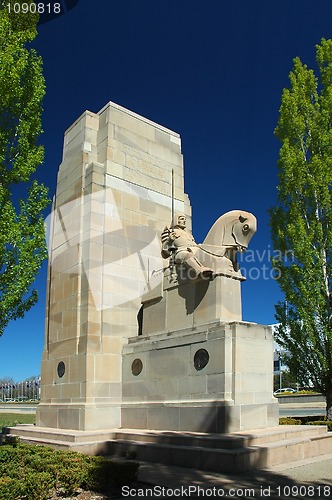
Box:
174;214;186;227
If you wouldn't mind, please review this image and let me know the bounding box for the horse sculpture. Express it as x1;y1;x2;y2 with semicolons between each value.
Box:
197;209;257;279
161;210;256;281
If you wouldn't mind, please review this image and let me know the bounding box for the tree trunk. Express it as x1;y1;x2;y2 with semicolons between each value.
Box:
326;388;332;421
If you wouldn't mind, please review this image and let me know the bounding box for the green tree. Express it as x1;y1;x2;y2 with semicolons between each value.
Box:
0;1;49;335
270;38;332;419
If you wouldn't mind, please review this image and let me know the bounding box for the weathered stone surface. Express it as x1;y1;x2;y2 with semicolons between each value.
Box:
38;101;189;430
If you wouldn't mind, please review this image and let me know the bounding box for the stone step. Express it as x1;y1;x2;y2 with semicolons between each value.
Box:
2;424;332;473
100;432;332;473
4;424;325;448
1;434;102;453
1;424;116;444
112;425;327;449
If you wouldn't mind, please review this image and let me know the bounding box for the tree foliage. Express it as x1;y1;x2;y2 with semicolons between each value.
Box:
270;38;332;419
0;1;49;335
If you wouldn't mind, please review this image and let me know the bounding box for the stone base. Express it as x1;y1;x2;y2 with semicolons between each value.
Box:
36;402;121;431
3;425;332;473
122;320;278;432
35;320;277;433
121;400;279;433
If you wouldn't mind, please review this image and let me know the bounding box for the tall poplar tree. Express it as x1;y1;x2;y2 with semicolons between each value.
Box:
0;1;49;335
270;39;332;419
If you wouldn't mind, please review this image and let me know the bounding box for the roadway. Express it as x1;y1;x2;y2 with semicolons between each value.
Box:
279;401;326;418
279;406;325;417
0;402;327;418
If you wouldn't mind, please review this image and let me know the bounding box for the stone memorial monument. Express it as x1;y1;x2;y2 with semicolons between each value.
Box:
7;101;332;473
34;100;278;433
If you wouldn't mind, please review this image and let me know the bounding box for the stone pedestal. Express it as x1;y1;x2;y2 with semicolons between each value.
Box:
122;320;279;433
142;270;243;335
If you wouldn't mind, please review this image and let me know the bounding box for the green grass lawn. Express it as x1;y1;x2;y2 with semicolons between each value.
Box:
0;413;35;428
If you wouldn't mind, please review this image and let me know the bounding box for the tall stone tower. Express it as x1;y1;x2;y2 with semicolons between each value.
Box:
37;102;191;430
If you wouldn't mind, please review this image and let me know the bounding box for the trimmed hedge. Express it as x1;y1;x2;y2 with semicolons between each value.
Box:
279;417;302;425
0;442;139;499
275;391;299;397
307;420;332;431
294;390;321;395
279;416;332;431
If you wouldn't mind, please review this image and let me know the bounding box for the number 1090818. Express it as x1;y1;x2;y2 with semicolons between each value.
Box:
5;2;62;15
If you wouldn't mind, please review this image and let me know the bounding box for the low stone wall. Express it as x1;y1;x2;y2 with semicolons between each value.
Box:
277;394;325;404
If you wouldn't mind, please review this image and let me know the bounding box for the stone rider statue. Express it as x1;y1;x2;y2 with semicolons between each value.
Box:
161;214;213;278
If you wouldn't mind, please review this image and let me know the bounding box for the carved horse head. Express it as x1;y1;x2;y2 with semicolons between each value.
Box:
203;210;257;251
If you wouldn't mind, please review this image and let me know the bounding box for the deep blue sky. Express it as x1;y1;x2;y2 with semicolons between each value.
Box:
1;0;332;381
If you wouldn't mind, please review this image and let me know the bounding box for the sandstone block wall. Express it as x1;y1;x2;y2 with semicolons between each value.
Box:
37;102;191;430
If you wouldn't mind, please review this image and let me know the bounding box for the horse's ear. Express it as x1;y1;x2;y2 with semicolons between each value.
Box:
239;215;248;223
